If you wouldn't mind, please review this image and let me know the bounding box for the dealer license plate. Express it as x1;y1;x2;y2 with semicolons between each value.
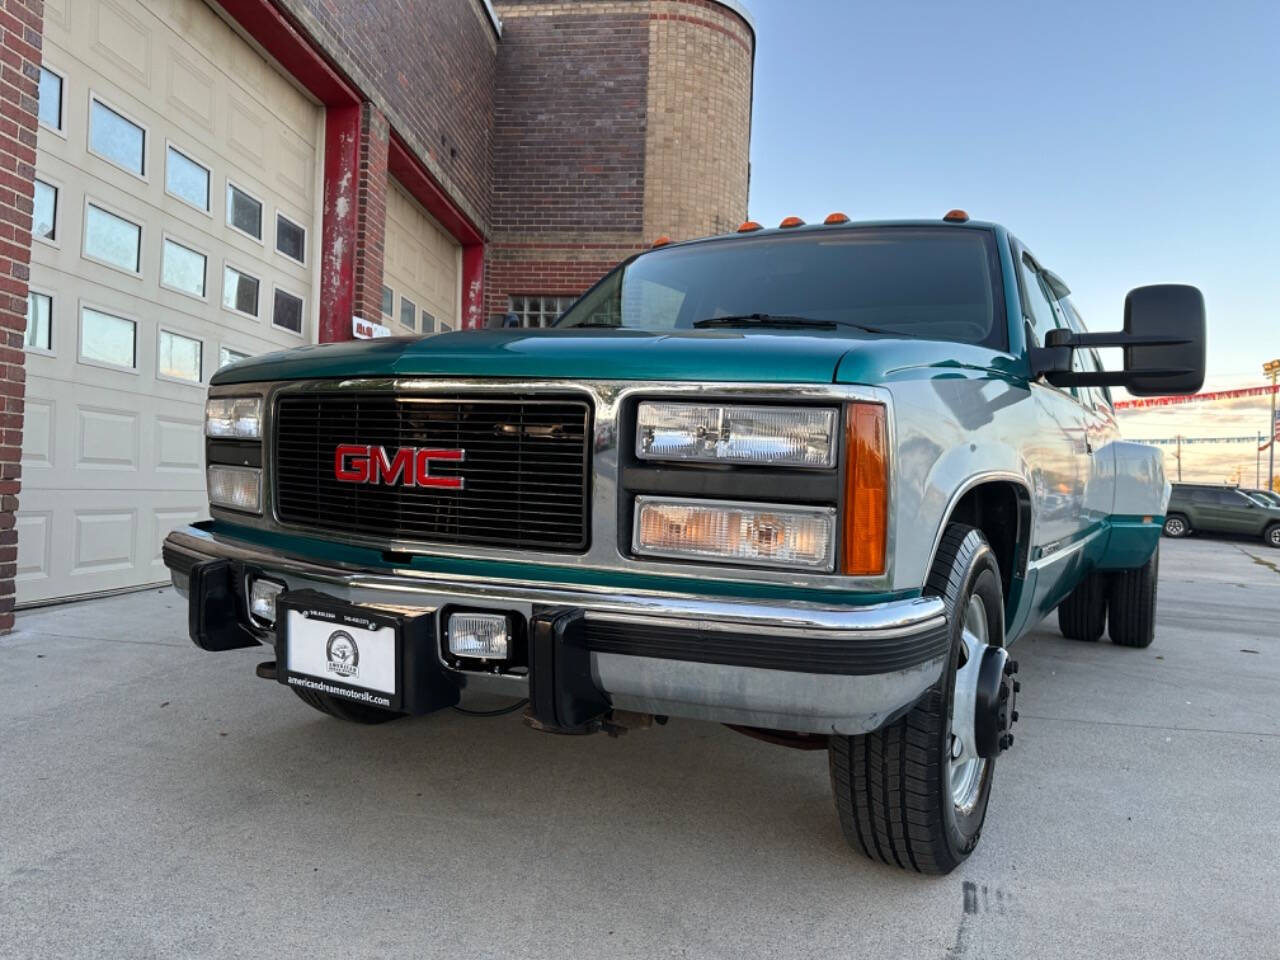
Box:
283;598;400;709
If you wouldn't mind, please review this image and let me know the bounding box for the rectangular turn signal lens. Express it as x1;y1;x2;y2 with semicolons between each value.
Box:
842;403;887;576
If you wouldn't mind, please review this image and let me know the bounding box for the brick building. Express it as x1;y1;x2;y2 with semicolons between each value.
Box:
1;0;754;614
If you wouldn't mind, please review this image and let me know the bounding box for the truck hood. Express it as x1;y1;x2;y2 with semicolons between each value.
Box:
211;328;873;386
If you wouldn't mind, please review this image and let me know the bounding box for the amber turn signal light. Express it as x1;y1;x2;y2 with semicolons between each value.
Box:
779;216;805;228
842;402;888;576
737;221;763;233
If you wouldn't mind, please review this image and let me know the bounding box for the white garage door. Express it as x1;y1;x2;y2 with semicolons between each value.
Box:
379;178;461;336
18;0;324;603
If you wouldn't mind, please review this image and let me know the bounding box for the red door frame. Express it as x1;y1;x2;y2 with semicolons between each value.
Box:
211;0;487;339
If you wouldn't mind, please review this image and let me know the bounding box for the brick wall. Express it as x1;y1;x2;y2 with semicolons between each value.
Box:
0;0;39;631
276;0;498;234
486;0;752;322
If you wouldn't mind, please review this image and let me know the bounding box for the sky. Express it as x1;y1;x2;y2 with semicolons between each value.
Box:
740;0;1279;483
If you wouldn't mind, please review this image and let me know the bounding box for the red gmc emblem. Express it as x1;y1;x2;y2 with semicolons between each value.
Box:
334;444;465;489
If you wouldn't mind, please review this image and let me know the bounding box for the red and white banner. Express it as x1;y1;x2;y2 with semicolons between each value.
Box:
1114;383;1279;411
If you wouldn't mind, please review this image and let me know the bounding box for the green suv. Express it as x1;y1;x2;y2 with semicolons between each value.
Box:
1163;483;1280;547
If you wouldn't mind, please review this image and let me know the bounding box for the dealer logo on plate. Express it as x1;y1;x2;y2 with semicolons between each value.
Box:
325;630;360;679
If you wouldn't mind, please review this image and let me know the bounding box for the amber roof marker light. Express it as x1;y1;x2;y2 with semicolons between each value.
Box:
943;209;970;223
737;221;763;233
779;216;806;228
651;235;673;248
842;402;888;576
824;212;850;225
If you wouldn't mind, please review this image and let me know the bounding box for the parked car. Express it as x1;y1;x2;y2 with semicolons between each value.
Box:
1164;483;1280;547
164;213;1205;874
1247;488;1280;508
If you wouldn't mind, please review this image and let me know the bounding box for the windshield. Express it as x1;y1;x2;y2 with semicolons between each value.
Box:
555;226;1006;349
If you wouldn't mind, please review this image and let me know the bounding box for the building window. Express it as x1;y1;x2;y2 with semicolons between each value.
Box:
439;320;453;333
166;146;210;212
84;203;141;273
38;67;63;131
421;311;436;334
380;285;394;318
162;239;207;298
273;288;304;335
26;292;52;351
89;98;145;176
158;330;202;383
222;265;260;317
219;346;250;369
80;307;135;369
399;296;416;330
33;179;57;242
226;182;262;240
275;213;306;264
508;294;574;328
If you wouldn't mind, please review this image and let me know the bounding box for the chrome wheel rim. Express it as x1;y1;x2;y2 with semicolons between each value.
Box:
1166;518;1184;536
1269;528;1280;546
950;594;989;815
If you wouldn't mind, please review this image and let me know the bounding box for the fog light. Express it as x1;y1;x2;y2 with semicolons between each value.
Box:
447;612;512;660
249;578;284;626
207;465;261;513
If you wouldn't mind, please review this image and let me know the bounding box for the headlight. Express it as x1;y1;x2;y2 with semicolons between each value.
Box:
207;465;262;513
206;396;262;439
633;496;836;571
636;402;837;468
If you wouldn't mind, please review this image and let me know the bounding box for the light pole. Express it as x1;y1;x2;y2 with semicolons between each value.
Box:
1266;360;1280;492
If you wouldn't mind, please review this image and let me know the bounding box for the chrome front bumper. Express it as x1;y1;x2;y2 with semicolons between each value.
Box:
163;525;949;735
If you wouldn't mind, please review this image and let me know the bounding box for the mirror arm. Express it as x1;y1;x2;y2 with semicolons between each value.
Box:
1044;369;1191;389
1044;329;1195;349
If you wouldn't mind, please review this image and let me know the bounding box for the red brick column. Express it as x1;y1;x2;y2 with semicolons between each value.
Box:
318;102;388;343
0;0;41;632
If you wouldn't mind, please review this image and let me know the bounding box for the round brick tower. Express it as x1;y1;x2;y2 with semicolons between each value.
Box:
487;0;755;323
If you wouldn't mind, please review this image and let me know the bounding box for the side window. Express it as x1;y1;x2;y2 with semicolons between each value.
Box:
1017;252;1061;348
1060;298;1109;410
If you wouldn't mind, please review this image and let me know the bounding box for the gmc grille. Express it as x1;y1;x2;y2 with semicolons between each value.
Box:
273;393;591;551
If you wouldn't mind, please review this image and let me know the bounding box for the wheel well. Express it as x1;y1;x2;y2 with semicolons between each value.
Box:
945;480;1031;618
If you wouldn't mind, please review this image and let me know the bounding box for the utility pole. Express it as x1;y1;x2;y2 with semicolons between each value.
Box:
1266;360;1280;492
1174;434;1182;482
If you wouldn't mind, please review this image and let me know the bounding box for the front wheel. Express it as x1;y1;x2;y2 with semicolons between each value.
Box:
828;525;1011;875
1163;514;1190;538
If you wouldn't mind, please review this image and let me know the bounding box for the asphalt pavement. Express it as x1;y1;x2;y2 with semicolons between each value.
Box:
1;536;1277;959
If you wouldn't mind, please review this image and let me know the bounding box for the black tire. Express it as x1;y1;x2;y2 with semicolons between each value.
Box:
1057;572;1107;642
1162;514;1190;538
1265;524;1280;549
828;524;1003;875
1107;545;1159;648
291;686;404;724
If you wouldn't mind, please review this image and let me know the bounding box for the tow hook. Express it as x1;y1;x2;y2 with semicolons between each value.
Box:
974;650;1020;758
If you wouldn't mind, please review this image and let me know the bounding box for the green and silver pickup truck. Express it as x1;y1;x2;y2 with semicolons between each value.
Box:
163;214;1205;874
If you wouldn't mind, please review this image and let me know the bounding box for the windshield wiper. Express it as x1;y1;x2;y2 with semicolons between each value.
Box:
558;321;627;329
692;313;837;330
692;314;903;336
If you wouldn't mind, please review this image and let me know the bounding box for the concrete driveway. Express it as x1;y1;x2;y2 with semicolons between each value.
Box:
1;537;1277;959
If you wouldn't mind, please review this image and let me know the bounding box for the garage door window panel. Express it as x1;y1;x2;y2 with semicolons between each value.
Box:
33;179;57;244
275;213;306;265
219;346;250;369
165;144;211;214
161;237;208;299
272;287;304;336
80;306;136;371
422;311;436;334
157;329;203;385
26;291;52;353
226;182;263;242
399;296;417;331
222;264;260;318
88;95;146;178
38;66;64;133
83;202;142;275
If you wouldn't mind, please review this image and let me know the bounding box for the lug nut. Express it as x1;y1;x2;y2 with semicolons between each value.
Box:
1000;685;1009;700
1013;680;1022;693
1004;659;1019;676
1011;710;1019;722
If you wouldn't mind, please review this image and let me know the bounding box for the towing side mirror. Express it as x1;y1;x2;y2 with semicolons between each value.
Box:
1031;284;1206;396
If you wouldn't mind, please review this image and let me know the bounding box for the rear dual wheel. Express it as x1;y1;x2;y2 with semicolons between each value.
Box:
828;525;1004;875
1057;546;1160;649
